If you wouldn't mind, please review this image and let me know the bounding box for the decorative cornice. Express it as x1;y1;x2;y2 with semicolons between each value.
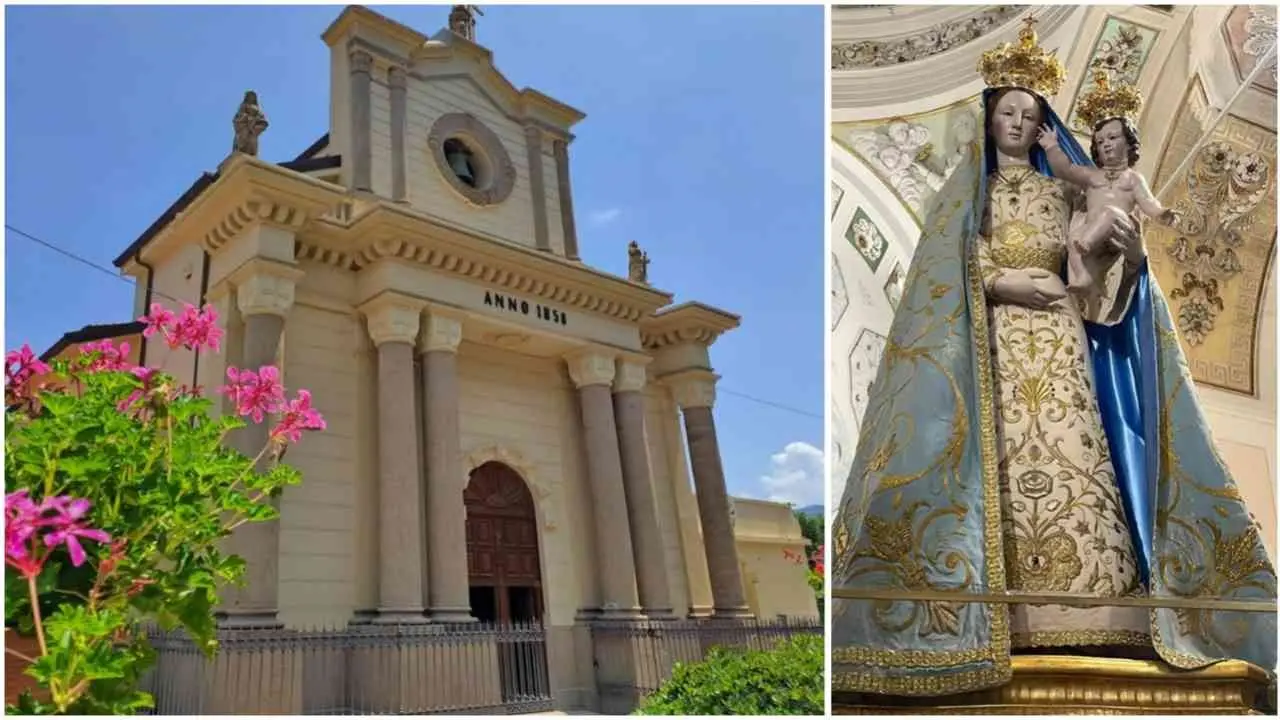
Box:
296;200;673;325
640;301;741;350
613;355;650;393
419;308;463;354
360;292;425;346
665;369;719;410
136;154;348;267
565;350;616;388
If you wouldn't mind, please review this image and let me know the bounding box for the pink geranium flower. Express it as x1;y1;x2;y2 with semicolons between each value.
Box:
220;365;285;423
42;498;111;567
118;366;162;413
270;390;326;443
140;303;176;341
80;339;132;372
173;304;223;352
4;491;109;576
5;344;50;397
140;302;223;352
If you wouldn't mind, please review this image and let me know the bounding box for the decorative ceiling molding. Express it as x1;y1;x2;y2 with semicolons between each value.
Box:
832;5;1082;117
832;6;1021;70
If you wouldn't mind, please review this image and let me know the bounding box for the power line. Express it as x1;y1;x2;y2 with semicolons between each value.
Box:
6;223;821;420
5;224;184;305
719;388;822;420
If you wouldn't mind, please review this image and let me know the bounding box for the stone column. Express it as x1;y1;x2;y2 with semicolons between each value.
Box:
389;65;408;202
552;139;580;260
419;309;474;622
612;358;673;618
524;126;551;252
350;48;374;192
364;295;428;622
670;372;750;618
567;352;641;617
220;270;296;627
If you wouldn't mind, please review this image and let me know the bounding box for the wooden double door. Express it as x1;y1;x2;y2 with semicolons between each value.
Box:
464;461;544;624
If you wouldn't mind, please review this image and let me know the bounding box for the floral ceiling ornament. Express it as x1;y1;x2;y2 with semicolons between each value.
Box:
1243;6;1278;88
846;208;889;272
1165;140;1272;345
831;5;1022;69
842;104;981;224
1069;18;1159;132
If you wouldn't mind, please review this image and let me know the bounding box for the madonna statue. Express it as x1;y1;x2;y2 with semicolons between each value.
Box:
831;19;1277;696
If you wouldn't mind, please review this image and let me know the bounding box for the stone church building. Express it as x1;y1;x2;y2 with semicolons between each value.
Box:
45;5;818;713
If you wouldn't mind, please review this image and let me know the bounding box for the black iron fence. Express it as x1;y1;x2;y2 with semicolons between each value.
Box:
139;621;552;715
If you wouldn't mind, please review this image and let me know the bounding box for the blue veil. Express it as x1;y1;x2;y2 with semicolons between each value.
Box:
831;88;1277;697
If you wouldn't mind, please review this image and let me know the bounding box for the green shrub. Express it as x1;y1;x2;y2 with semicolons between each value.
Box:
633;633;823;716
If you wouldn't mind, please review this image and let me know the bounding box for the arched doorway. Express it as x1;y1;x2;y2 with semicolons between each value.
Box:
464;461;545;624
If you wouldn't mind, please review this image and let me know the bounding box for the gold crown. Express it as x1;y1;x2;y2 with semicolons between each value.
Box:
1074;69;1143;130
978;16;1066;98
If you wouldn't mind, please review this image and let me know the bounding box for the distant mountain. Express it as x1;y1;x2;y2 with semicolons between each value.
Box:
796;504;824;517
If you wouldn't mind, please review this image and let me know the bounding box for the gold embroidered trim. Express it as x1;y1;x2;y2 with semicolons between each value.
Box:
830;143;1013;697
1012;629;1151;649
990;245;1064;273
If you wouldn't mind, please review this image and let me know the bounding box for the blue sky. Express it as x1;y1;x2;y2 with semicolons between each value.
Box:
4;5;825;507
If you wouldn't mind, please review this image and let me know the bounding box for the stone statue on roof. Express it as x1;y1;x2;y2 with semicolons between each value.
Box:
232;91;269;157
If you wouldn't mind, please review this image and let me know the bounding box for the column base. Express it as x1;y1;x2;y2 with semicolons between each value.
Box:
349;608;378;625
598;606;646;620
640;607;678;620
371;608;429;624
215;611;282;629
430;607;476;623
688;605;714;618
711;606;754;620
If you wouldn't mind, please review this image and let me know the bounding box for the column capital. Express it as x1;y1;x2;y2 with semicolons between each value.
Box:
666;369;720;410
361;294;425;347
566;350;616;388
387;64;407;89
232;261;303;318
349;48;374;74
613;355;651;393
419;308;463;354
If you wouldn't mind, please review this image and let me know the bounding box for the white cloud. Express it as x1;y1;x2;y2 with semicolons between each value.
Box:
757;441;824;508
587;207;621;225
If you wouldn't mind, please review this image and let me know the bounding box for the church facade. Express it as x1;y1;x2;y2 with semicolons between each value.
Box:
85;5;817;713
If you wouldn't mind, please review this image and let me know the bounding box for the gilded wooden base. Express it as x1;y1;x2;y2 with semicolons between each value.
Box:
834;655;1276;715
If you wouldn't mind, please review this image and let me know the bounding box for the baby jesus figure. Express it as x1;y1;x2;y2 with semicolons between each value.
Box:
1037;117;1175;293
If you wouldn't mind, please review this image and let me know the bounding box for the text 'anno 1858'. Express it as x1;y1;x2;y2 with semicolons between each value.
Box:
483;291;569;326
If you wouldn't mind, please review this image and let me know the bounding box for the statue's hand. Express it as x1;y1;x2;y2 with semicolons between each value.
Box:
1036;124;1059;151
1106;212;1146;264
992;269;1067;310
